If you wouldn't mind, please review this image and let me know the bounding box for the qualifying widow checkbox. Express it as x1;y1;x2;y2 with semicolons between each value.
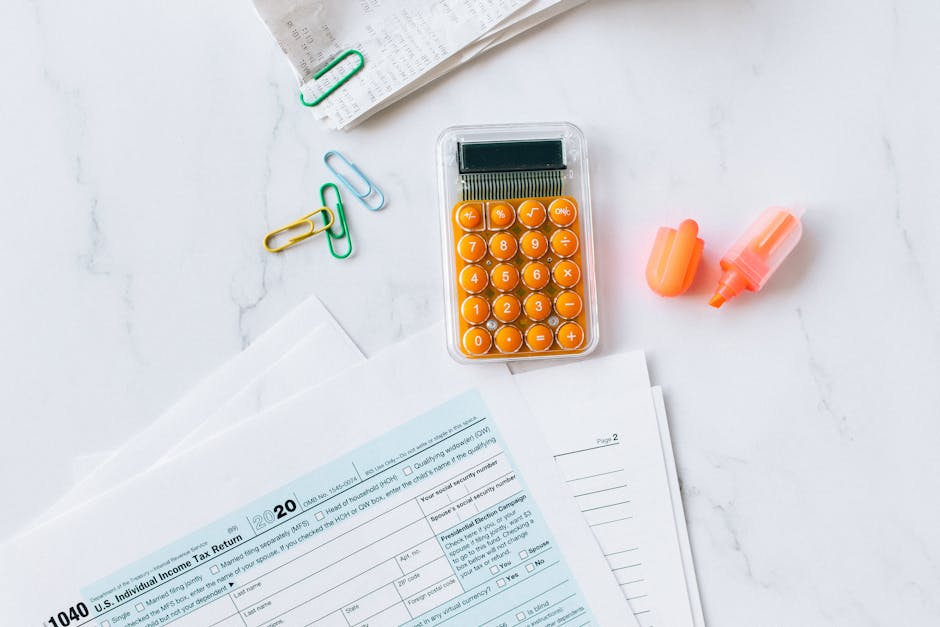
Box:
403;465;413;475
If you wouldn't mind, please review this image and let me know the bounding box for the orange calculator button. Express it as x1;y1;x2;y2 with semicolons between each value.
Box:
554;290;583;319
519;231;548;259
525;324;554;352
460;295;490;325
494;325;524;354
492;294;521;323
522;262;550;291
459;264;488;294
517;200;546;228
524;293;552;322
548;198;578;227
488;202;515;229
552;259;581;288
556;321;585;349
491;263;520;291
463;327;492;355
456;202;484;231
488;232;518;261
457;234;487;263
550;229;579;257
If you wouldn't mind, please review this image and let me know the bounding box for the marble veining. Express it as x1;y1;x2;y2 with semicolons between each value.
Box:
2;0;939;624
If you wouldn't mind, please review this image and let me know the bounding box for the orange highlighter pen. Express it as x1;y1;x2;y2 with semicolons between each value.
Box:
709;207;804;308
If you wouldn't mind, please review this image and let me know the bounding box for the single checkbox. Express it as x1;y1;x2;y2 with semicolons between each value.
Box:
490;565;499;574
210;565;219;575
497;578;506;587
403;465;413;475
100;621;111;627
135;603;145;613
516;612;526;621
526;563;535;572
315;511;325;521
518;550;528;559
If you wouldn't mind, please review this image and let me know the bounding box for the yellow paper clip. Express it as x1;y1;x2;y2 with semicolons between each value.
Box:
263;207;335;253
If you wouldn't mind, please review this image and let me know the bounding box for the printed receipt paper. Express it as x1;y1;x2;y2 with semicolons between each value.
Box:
0;327;635;627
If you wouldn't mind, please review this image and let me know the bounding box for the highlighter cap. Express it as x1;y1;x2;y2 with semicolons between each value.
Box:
721;206;803;291
646;219;704;297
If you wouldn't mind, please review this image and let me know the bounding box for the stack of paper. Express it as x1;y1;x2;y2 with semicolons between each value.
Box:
1;296;703;626
252;0;588;130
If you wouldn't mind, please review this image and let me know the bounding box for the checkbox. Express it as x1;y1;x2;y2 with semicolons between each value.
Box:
518;550;528;559
490;565;499;574
516;612;526;621
135;603;145;613
526;563;535;572
497;578;506;588
315;511;325;521
100;621;111;627
403;466;413;476
210;565;219;575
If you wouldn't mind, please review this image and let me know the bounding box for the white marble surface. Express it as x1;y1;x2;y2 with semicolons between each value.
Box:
2;0;939;624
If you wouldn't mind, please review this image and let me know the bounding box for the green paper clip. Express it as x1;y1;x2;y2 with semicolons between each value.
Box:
321;182;352;259
299;50;365;108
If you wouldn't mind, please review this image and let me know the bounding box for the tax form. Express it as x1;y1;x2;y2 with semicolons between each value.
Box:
0;328;634;627
515;354;701;627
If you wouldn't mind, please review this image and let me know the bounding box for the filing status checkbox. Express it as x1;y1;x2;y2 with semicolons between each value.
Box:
403;465;413;475
210;565;219;575
315;511;325;521
135;603;145;613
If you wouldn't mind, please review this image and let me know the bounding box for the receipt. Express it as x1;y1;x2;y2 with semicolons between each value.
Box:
251;0;583;129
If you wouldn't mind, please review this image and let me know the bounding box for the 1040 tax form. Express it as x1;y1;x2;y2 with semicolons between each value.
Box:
0;328;633;627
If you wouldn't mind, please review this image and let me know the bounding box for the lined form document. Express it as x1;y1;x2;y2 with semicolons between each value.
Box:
516;352;699;627
555;440;654;620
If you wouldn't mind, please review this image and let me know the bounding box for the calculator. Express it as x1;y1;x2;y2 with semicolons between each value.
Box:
437;123;599;363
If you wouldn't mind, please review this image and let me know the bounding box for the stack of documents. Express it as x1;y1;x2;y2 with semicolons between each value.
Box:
0;295;703;626
252;0;588;129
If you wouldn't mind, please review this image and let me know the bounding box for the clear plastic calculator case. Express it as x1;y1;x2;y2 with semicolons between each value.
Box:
437;122;599;364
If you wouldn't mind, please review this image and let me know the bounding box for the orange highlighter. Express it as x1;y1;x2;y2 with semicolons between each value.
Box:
709;207;803;308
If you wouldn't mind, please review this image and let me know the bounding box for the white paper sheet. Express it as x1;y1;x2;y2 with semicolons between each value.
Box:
1;327;634;626
42;295;355;523
515;353;699;627
651;386;706;627
164;319;364;459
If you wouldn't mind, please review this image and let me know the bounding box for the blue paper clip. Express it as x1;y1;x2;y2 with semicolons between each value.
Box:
323;150;386;211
